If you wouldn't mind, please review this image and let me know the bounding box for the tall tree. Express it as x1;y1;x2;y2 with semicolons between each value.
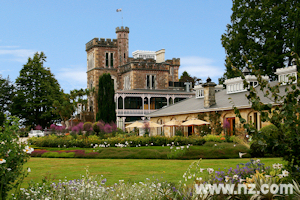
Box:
11;52;62;128
179;71;201;87
222;0;300;81
96;73;116;123
0;75;14;126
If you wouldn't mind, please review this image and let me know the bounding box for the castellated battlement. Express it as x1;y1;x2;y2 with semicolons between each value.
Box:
86;38;117;51
165;58;180;66
116;26;129;33
118;61;169;74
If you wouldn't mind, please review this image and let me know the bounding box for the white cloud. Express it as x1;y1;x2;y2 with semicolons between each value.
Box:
0;48;36;62
55;66;87;92
179;56;224;82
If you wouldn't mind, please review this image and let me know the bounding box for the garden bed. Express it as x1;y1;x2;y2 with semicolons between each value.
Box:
30;142;251;159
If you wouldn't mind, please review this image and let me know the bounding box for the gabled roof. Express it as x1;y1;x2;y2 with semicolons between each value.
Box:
147;81;287;117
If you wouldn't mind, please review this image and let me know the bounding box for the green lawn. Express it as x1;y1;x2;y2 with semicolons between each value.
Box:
22;157;284;187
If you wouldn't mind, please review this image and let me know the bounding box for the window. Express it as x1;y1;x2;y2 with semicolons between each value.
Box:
105;53;109;67
146;75;155;89
110;53;113;67
124;76;130;90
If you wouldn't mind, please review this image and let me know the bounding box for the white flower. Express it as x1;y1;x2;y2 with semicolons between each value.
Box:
214;144;217;146
196;177;202;181
233;175;239;180
23;146;34;154
188;176;192;179
277;163;283;169
186;146;189;149
265;175;272;178
27;168;31;173
7;168;11;171
225;176;230;182
278;174;284;179
207;168;214;174
170;146;173;149
282;170;289;177
199;168;205;173
273;163;278;169
0;158;6;164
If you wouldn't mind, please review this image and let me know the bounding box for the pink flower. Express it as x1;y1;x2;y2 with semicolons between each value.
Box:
35;125;42;130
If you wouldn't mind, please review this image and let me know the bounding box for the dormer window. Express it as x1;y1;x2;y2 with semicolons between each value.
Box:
275;65;297;85
224;75;269;94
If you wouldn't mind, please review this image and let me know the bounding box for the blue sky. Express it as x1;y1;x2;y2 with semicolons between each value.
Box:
0;0;233;92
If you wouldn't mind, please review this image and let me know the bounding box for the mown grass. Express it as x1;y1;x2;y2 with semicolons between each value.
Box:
31;142;251;159
22;157;284;188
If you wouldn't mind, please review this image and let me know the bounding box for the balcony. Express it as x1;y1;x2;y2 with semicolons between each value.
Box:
116;109;157;116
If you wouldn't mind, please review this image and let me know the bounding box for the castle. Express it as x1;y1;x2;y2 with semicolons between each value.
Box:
86;26;194;129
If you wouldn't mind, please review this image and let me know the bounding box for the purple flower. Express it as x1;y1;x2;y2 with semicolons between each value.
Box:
101;178;107;184
104;124;112;133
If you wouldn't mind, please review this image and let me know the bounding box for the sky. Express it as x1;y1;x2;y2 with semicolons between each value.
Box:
0;0;233;92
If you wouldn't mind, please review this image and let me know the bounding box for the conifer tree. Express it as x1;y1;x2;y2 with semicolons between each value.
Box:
96;73;116;123
11;52;62;128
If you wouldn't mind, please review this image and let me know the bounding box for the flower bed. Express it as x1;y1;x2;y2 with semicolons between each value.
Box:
28;135;207;148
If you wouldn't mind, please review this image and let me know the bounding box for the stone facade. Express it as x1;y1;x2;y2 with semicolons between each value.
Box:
86;26;191;123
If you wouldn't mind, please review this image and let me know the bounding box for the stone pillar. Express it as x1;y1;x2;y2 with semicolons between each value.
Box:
202;77;216;108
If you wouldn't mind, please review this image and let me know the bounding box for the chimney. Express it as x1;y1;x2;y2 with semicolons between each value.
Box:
202;77;216;108
184;82;192;92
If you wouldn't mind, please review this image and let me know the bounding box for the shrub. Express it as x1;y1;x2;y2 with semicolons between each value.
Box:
92;122;100;134
83;122;93;132
175;129;183;136
0;116;32;199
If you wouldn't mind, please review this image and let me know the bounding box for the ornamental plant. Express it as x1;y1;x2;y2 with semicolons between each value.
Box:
0;115;33;199
232;53;300;181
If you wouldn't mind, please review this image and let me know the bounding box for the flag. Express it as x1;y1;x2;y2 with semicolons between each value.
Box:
116;8;122;12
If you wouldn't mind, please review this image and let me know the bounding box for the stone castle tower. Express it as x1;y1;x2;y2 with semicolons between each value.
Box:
86;26;189;122
86;26;130;113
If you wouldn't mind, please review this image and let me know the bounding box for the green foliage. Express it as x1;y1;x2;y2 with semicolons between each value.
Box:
175;129;183;136
232;53;300;180
52;93;74;123
28;135;206;148
92;122;100;134
197;112;222;136
221;0;300;81
0;75;14;114
179;71;201;87
96;73;116;123
11;52;62;128
83;122;93;132
0;115;31;199
0;112;4;127
167;146;188;159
